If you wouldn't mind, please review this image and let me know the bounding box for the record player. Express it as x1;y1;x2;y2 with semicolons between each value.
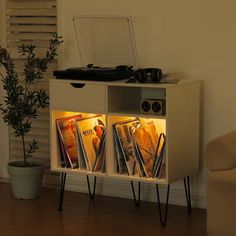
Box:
53;16;138;82
53;64;134;81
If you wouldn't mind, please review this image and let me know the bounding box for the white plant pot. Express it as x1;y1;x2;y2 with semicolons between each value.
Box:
7;161;44;199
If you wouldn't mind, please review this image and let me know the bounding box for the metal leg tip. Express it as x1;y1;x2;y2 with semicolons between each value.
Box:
161;222;167;227
187;208;192;214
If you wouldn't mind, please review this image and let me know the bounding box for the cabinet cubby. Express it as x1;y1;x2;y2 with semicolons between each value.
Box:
107;85;166;115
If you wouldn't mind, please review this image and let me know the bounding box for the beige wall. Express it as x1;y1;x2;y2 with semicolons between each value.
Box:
58;0;236;146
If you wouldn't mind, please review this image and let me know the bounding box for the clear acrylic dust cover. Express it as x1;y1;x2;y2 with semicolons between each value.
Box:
73;16;138;68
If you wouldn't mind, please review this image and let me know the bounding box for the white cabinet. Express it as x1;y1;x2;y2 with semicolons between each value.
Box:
50;79;200;185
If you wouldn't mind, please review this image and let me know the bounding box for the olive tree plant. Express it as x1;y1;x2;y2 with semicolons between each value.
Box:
0;34;62;167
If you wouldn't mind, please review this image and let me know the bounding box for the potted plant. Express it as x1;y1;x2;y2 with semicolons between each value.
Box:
0;34;62;199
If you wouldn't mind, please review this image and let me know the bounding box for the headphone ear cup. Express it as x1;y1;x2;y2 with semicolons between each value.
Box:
151;68;162;83
134;69;147;83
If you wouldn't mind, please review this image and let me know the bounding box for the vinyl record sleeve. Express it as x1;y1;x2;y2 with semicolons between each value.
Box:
114;118;140;176
56;114;82;169
130;131;147;177
93;129;106;172
56;126;69;168
113;125;128;175
131;121;159;177
76;115;106;171
153;134;166;178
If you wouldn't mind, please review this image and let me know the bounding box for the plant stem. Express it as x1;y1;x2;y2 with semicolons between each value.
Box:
21;134;27;166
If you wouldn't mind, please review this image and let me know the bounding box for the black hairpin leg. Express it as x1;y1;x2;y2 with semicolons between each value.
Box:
156;184;170;226
183;176;192;213
131;181;141;206
58;172;67;211
86;175;97;199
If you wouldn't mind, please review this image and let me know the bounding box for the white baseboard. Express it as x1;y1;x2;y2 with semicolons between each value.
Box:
0;172;207;209
65;174;207;209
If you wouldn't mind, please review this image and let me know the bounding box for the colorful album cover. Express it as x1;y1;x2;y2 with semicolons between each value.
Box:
56;114;82;169
93;129;106;172
113;125;128;175
114;118;140;176
76;115;106;171
56;126;68;168
130;130;148;177
76;127;90;170
131;121;159;177
75;126;87;170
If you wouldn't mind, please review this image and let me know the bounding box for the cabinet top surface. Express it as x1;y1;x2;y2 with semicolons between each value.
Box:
50;78;200;88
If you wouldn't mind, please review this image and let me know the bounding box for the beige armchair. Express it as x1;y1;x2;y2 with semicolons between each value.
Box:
205;131;236;236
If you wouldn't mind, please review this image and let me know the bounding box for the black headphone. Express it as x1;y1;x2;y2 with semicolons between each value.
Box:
133;68;162;83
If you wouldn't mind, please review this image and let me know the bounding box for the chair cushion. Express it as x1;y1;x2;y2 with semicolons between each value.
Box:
205;131;236;171
207;168;236;236
209;168;236;186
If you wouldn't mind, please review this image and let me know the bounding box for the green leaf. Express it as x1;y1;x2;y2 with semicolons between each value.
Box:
0;34;62;163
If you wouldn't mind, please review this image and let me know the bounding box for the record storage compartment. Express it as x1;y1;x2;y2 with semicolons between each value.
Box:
50;79;200;184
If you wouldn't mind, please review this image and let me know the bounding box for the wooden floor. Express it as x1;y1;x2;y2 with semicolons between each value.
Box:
0;182;206;236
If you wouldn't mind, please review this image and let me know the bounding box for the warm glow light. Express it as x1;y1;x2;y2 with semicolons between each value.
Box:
52;111;166;177
139;118;166;134
109;116;166;135
52;110;104;120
